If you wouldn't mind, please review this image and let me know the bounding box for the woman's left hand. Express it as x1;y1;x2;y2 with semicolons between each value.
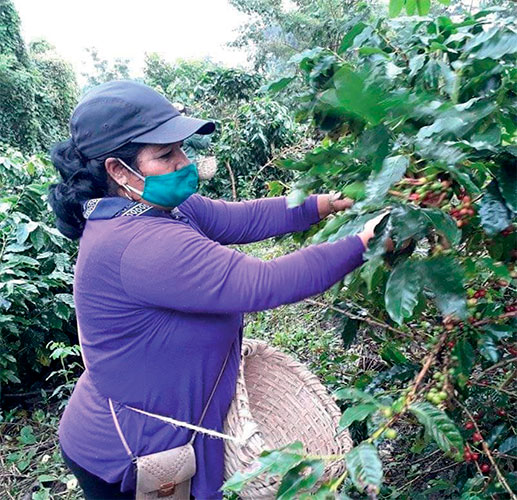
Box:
317;193;354;218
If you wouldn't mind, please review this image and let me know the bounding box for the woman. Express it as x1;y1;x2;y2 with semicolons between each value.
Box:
49;80;382;499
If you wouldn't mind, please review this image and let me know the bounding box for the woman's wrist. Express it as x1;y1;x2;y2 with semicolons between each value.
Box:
317;194;333;219
317;192;353;219
358;231;370;249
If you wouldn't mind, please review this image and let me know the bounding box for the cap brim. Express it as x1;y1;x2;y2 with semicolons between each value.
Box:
131;115;215;144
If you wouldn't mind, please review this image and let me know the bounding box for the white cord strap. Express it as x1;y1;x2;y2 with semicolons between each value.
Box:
119;404;249;445
108;339;250;458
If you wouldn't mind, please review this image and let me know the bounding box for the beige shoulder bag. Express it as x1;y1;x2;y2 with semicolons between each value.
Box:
108;341;237;499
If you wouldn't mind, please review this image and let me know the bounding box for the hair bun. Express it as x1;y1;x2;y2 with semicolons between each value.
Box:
50;138;86;182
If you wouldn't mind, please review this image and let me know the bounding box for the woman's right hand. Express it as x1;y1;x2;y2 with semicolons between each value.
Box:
358;212;390;249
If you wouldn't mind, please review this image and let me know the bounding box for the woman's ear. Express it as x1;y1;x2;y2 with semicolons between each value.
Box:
105;158;128;186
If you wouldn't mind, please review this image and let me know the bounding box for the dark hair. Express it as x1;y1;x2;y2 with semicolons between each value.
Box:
48;139;145;240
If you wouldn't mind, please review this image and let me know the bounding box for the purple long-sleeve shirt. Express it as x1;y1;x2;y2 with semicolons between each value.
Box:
58;193;365;498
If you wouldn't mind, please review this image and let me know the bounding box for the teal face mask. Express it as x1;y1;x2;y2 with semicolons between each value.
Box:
117;158;199;208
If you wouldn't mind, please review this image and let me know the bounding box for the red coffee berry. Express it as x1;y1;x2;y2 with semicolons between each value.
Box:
471;452;480;461
465;421;475;430
481;464;490;474
462;195;471;204
496;409;506;417
464;452;472;462
478;290;486;298
473;432;483;443
409;193;420;201
447;341;455;349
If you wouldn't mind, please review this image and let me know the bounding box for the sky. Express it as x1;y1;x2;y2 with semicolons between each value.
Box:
13;0;252;83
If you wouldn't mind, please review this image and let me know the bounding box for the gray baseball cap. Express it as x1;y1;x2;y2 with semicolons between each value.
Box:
70;80;215;159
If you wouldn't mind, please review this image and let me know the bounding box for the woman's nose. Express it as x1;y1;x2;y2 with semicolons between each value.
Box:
175;149;191;170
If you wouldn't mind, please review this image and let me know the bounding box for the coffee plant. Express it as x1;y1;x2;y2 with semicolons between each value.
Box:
223;7;516;499
0;146;77;401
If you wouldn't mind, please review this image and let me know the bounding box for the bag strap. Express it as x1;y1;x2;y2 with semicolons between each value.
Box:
108;339;239;460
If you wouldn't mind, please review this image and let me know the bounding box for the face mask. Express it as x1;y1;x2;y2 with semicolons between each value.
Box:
117;158;199;208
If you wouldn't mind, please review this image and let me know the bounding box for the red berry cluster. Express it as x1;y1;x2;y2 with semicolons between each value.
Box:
464;447;480;463
473;289;486;299
505;303;517;313
450;196;475;228
464;433;490;472
501;225;513;237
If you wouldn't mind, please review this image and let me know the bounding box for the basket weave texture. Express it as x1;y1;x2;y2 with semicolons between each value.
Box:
223;339;353;498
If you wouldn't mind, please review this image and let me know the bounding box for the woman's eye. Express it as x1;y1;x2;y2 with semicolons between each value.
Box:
160;150;172;159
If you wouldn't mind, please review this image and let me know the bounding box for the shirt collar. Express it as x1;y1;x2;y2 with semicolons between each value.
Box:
82;197;173;220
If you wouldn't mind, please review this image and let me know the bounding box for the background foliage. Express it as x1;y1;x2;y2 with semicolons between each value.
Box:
222;3;517;498
0;1;78;155
1;0;516;498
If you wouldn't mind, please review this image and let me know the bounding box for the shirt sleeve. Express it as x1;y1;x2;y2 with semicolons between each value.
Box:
120;219;365;314
178;194;321;245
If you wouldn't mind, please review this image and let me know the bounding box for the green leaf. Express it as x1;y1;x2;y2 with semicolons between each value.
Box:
499;436;517;454
355;125;391;172
422;209;461;245
380;342;409;365
333;66;388;125
311;214;348;244
483;324;514;340
286;189;308;208
390;205;429;247
472;31;517;60
478;335;499;363
30;228;46;251
262;77;296;94
345;443;383;493
453;339;475;380
360;256;384;293
479;181;512;236
338;23;367;53
420;256;467;320
389;0;404;17
16;221;38;245
339;403;378;430
363;156;409;205
405;0;417;15
416;0;431;15
277;459;325;499
385;259;423;325
486;423;506;448
223;442;305;491
343;181;366;201
359;47;390;58
363;212;391;260
37;474;57;483
409;402;464;459
333;388;379;405
498;162;517;213
328;213;379;243
18;425;37;445
340;316;360;348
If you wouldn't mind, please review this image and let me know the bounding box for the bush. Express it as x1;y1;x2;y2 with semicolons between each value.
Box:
223;7;517;498
0;146;77;402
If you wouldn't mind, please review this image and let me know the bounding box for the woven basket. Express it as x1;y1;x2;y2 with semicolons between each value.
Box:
223;339;352;498
197;156;218;180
